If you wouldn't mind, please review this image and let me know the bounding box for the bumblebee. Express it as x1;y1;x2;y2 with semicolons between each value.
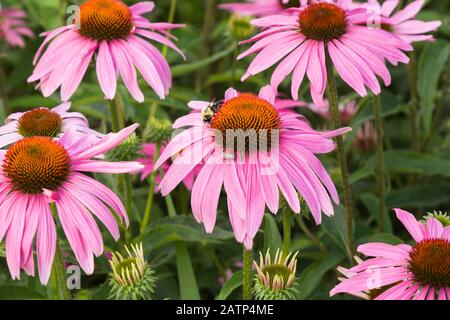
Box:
202;99;223;124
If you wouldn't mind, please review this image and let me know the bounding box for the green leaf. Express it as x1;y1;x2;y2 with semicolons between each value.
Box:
172;43;237;77
418;40;450;133
387;183;450;208
367;233;404;245
321;206;348;252
215;270;243;300
297;250;345;299
263;214;282;254
363;151;450;177
0;286;46;300
175;243;200;300
359;193;392;233
140;216;234;252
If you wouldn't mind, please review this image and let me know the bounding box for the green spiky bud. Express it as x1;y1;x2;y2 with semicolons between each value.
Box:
144;118;173;144
252;250;300;300
228;14;256;40
422;211;450;227
108;243;156;300
106;133;141;161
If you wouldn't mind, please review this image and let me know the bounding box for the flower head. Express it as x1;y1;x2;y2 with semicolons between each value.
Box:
0;124;143;284
422;211;450;228
154;85;350;248
28;0;185;102
253;249;300;300
0;102;102;149
220;0;308;17
0;8;33;48
109;242;156;300
330;209;450;300
354;121;377;153
238;0;412;107
356;0;441;43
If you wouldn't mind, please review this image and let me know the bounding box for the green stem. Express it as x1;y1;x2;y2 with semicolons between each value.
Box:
242;247;253;300
147;0;178;125
372;94;386;232
162;0;178;57
50;204;70;300
140;142;161;234
325;55;355;259
407;51;419;152
282;210;292;258
108;94;125;132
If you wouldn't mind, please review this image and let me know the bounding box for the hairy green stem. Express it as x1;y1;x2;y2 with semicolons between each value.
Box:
372;94;386;232
407;51;420;151
282;210;292;258
147;0;178;124
140;142;161;234
242;248;253;300
325;55;355;259
108;94;125;132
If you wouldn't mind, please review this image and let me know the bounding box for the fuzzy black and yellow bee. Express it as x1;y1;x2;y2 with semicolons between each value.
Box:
202;99;224;124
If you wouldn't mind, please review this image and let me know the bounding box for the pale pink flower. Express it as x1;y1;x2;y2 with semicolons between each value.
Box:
354;121;376;153
238;0;413;107
0;102;102;149
330;209;450;300
0;8;33;48
139;143;199;190
355;0;441;43
154;85;350;249
0;124;143;284
220;0;308;17
308;100;357;125
28;0;185;102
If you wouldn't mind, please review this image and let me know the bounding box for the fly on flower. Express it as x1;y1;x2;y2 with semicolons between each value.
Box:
28;0;185;102
154;85;350;249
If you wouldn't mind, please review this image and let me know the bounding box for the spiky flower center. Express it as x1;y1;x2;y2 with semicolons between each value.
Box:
262;265;293;288
408;239;450;289
79;0;133;41
209;94;280;151
3;137;71;194
279;0;301;9
18;109;62;138
299;3;347;41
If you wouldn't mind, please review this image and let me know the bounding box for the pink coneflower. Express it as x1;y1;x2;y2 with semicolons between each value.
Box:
28;0;185;102
238;0;412;107
0;124;143;284
308;100;357;125
154;85;350;249
355;0;441;43
139;143;199;190
353;121;376;153
220;0;308;17
0;102;102;149
330;209;450;300
0;8;33;48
